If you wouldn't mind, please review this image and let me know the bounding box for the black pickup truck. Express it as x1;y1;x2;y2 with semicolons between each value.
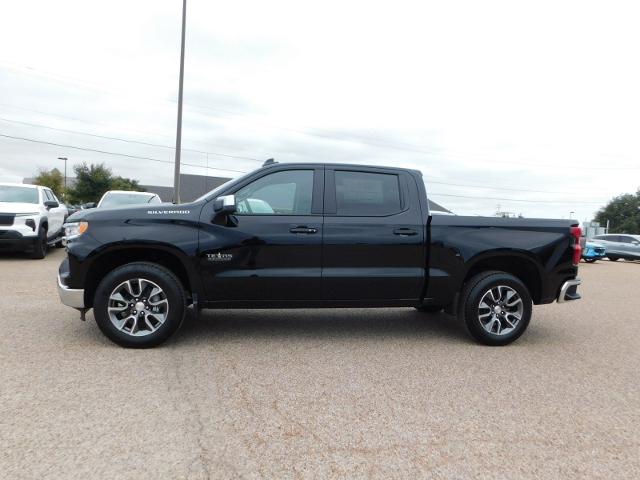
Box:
57;162;582;348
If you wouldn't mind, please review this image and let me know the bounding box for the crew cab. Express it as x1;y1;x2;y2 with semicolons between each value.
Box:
0;183;68;259
57;162;582;348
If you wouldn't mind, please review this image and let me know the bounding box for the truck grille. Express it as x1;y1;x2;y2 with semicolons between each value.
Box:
0;214;15;226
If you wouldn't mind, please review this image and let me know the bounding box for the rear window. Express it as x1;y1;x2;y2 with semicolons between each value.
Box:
335;171;401;216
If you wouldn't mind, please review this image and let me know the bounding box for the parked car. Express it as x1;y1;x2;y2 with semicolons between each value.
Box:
0;183;68;258
582;241;606;263
97;190;162;209
592;234;640;261
58;161;582;348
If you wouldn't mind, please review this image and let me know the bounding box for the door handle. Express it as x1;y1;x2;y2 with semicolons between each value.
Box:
393;228;418;236
289;226;318;234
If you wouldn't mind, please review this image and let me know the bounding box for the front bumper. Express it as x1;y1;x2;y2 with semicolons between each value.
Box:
557;278;581;303
583;249;606;259
57;259;85;308
0;229;38;252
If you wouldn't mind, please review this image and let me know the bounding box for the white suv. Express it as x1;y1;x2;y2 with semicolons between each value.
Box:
0;183;68;259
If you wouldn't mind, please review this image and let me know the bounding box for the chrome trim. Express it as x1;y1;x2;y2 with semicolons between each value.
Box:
57;274;85;309
557;278;582;304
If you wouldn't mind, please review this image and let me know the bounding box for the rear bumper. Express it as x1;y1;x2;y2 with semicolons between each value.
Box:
557;278;581;303
57;258;85;308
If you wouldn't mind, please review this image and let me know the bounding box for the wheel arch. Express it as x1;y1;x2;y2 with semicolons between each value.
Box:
463;251;544;304
83;245;200;308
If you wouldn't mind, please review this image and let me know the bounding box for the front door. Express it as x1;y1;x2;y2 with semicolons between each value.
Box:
43;188;66;238
199;167;324;304
321;167;426;302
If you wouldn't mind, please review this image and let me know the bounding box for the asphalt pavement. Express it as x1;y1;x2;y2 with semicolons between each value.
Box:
0;249;638;479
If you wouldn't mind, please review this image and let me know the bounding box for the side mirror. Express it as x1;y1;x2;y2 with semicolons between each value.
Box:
83;202;97;209
213;195;237;214
44;200;59;209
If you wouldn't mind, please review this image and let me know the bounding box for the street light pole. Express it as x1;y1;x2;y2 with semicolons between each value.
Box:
173;0;187;204
58;157;68;200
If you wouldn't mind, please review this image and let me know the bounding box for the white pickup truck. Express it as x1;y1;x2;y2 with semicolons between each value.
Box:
0;183;68;259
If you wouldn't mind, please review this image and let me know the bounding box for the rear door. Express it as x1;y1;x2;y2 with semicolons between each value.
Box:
322;167;426;302
619;235;640;258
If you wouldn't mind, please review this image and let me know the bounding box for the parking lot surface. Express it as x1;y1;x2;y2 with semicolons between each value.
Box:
1;249;639;479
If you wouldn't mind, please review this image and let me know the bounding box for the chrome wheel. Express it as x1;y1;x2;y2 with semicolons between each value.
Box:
478;285;523;336
107;278;169;337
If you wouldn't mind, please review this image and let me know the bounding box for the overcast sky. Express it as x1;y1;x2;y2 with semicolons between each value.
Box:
1;0;639;220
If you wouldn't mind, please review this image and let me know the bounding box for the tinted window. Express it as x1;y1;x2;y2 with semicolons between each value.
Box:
235;170;314;215
335;171;401;216
44;190;56;202
619;236;638;243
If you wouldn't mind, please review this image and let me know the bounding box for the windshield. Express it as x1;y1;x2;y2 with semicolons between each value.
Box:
0;185;39;204
99;193;154;208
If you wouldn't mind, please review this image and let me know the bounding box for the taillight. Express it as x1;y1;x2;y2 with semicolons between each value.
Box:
571;226;582;265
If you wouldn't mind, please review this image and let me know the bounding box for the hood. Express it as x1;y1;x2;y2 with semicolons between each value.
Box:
0;202;42;214
65;202;196;223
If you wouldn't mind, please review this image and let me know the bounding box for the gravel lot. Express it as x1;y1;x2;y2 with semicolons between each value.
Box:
1;249;639;479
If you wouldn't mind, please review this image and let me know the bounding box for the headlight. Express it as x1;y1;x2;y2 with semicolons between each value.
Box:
64;221;89;239
15;212;39;217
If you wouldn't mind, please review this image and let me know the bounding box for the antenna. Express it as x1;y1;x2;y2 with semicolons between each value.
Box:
262;158;277;167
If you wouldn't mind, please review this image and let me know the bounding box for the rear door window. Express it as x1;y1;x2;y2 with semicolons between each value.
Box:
334;171;402;216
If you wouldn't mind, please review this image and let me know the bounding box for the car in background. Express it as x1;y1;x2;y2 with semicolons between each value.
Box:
0;183;68;258
582;241;606;263
97;190;162;209
592;234;640;261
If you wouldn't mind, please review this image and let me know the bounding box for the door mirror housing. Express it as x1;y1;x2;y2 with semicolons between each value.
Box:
44;200;59;209
82;202;97;209
213;195;237;214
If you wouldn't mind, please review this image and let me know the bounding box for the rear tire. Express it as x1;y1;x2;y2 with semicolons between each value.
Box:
459;271;532;346
29;226;47;259
93;262;187;348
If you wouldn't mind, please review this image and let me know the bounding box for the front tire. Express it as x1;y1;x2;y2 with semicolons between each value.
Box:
608;256;619;262
584;258;597;263
459;271;532;346
29;226;47;259
93;262;187;348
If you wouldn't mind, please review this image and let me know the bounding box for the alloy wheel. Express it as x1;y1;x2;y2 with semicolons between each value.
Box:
477;285;523;336
107;278;169;337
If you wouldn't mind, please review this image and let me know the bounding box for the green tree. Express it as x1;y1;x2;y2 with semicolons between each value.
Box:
65;163;144;204
111;176;144;192
33;168;65;198
594;190;640;233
